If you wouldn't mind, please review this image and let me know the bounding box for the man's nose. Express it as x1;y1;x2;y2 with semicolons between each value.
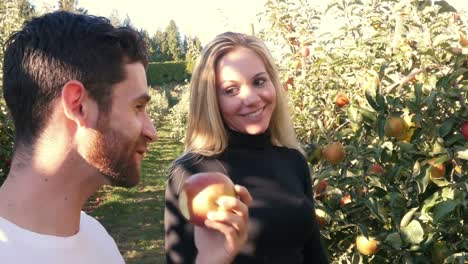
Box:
143;116;158;143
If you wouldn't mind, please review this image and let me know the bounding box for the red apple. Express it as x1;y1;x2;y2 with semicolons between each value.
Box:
322;142;346;164
340;194;352;206
293;59;302;69
460;33;468;47
335;92;350;107
315;209;330;228
283;77;294;91
369;163;384;175
429;159;446;179
179;172;236;226
299;46;310;57
315;180;328;194
356;235;379;255
314;180;328;201
462;121;468;140
384;116;407;138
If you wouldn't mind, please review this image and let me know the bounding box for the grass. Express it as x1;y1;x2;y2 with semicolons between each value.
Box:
89;120;184;264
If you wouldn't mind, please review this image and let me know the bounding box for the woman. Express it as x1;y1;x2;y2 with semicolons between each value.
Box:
165;32;328;263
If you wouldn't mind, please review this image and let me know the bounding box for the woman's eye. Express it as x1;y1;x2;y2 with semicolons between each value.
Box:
225;87;239;96
254;78;266;86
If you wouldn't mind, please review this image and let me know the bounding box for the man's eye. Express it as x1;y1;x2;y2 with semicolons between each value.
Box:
136;104;146;110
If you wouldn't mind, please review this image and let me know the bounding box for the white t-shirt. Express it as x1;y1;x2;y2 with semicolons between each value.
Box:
0;211;125;264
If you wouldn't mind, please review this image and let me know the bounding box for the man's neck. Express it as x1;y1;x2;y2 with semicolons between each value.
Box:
0;160;105;237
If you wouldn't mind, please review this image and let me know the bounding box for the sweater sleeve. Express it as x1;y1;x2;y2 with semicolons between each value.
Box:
165;155;228;264
301;157;329;264
165;164;197;264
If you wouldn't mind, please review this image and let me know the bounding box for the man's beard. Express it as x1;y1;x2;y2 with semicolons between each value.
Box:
86;114;142;188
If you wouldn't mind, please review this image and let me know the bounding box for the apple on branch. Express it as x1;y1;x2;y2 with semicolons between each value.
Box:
179;172;236;226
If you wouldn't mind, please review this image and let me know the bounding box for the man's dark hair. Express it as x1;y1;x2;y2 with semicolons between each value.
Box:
2;11;148;145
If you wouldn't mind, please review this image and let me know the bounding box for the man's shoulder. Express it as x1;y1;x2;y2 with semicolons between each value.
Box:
79;211;124;259
79;211;111;236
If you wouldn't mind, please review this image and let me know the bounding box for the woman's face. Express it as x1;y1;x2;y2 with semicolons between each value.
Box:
215;47;276;135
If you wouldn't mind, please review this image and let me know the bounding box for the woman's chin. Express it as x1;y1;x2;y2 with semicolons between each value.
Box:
244;125;268;135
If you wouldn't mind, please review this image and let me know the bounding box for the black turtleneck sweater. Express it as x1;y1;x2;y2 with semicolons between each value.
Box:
164;130;328;263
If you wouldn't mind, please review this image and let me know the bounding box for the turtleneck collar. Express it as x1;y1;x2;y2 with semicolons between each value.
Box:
226;128;272;149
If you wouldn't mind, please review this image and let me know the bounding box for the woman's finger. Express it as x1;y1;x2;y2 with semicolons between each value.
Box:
207;210;246;234
234;185;253;206
204;219;245;253
216;196;248;220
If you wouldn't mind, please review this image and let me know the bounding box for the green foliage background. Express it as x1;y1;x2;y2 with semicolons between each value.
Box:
0;0;34;185
260;0;467;262
146;61;189;86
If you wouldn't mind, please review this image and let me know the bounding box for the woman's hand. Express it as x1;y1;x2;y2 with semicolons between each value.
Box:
195;185;253;264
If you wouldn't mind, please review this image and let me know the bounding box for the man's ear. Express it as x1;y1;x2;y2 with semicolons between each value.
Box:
61;81;93;127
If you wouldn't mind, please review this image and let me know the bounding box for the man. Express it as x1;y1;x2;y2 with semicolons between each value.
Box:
0;11;157;263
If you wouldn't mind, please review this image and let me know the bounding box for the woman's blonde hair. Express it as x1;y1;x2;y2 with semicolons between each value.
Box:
184;32;304;156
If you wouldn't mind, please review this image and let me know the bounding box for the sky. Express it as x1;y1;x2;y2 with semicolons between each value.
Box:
30;0;267;45
30;0;468;45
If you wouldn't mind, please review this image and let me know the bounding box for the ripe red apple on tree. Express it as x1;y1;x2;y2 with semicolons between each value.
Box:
340;194;352;206
322;142;346;164
460;33;468;47
356;235;379;256
429;159;446;179
314;180;328;201
335;92;350;107
315;180;328;194
384;116;407;138
315;208;330;229
462;121;468;140
369;163;384;175
293;59;302;69
283;77;294;91
179;172;236;226
298;46;310;57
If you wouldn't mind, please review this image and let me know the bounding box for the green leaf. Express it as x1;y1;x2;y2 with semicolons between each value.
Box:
347;105;362;125
433;155;449;164
421;192;441;221
400;220;425;245
385;232;403;250
366;197;385;223
400;207;419;228
365;90;380;111
377;115;386;139
438;118;456;138
376;93;386;112
367;175;386;190
412;160;422;178
357;223;369;238
414;83;423;104
433;200;458;223
455;148;468;160
441;187;455;200
430;171;450;187
397;142;416;152
448;68;468;84
359;108;377;123
444;252;468;263
444;134;465;147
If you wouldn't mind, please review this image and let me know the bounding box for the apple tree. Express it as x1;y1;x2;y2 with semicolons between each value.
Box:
260;0;467;262
0;0;34;185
